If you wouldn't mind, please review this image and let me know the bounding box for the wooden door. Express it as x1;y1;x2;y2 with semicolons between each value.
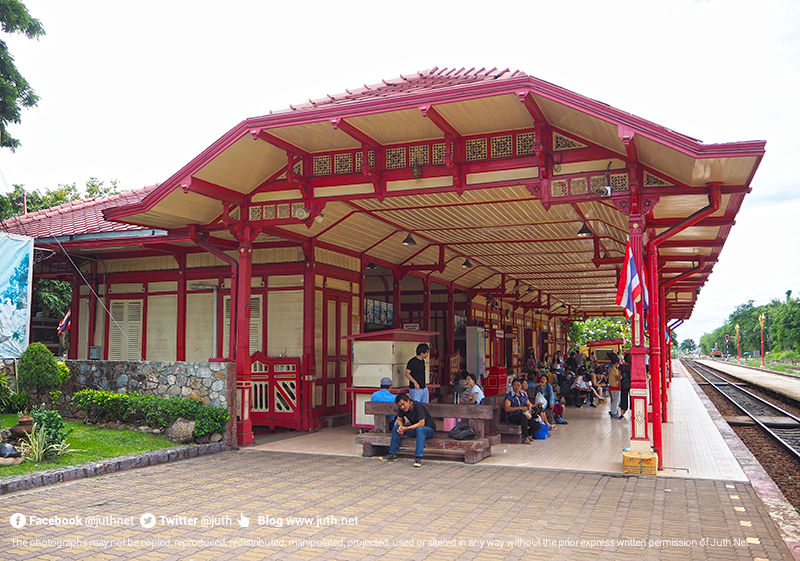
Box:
323;291;351;416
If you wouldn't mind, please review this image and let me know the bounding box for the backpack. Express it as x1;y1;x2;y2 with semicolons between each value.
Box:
448;424;477;440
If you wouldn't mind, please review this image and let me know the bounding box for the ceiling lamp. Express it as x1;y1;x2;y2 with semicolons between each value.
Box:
525;286;533;294
461;257;473;268
411;160;423;179
401;233;417;246
577;223;593;237
365;262;377;271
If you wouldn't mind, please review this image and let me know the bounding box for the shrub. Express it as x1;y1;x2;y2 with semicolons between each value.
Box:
17;342;62;406
7;391;29;413
29;404;73;461
0;372;11;409
72;390;229;437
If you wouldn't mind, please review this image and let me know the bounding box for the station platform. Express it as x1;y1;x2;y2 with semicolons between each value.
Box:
2;360;799;560
696;359;800;402
251;361;742;480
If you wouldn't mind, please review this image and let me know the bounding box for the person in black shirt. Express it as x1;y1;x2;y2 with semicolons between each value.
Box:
381;393;436;467
404;343;430;403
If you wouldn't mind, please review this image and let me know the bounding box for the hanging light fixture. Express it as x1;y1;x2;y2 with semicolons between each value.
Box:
577;222;593;237
365;262;377;271
461;257;473;268
401;233;417;246
411;159;423;179
525;286;533;294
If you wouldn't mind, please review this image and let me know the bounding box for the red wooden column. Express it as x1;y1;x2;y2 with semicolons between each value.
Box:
628;217;650;453
235;229;256;446
176;254;187;362
87;261;97;353
392;275;401;328
302;257;316;430
422;276;431;331
646;241;663;467
447;284;455;356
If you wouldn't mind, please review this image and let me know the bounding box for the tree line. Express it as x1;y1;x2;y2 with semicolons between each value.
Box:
698;291;800;360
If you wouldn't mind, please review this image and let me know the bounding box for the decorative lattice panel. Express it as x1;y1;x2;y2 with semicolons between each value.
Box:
516;132;536;155
252;361;268;373
590;176;607;192
432;143;446;165
409;145;429;166
466;138;487;161
230;207;240;220
385;147;406;169
291;202;307;217
644;171;672;187
274;380;297;412
610;173;629;191
334;153;352;174
251;381;269;412
277;203;291;219
249;206;263;221
355;150;375;171
293;161;303;175
313;155;331;176
570;177;588;195
262;205;276;220
551;180;568;197
491;135;512;159
553;132;587;150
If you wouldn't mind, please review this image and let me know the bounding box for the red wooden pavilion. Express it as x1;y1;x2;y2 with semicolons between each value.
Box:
2;68;765;465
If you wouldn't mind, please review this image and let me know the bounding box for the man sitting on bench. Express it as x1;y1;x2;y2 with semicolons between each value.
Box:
381;393;437;468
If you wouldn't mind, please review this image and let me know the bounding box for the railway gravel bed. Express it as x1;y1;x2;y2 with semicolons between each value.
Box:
686;363;800;512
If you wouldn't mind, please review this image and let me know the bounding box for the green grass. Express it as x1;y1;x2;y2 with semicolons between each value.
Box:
0;413;175;477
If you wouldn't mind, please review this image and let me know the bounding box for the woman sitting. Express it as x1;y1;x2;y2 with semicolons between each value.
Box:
460;373;485;405
504;378;544;444
572;368;602;407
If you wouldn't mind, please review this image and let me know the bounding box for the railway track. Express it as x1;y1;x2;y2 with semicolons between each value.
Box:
681;358;800;462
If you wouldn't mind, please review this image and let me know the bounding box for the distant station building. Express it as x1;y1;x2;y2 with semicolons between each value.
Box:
2;68;764;454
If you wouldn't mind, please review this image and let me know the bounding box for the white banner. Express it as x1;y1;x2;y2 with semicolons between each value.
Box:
0;232;34;357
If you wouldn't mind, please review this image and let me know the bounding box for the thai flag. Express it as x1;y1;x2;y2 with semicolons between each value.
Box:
57;310;71;334
615;239;648;318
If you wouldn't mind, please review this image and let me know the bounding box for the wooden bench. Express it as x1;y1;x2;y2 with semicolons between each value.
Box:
356;401;498;464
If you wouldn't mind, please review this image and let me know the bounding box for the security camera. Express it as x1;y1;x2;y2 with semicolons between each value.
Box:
595;185;612;198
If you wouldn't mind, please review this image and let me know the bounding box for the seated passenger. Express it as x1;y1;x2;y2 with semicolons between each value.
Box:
372;376;397;421
461;373;485;405
504;379;545;444
572;369;602;407
381;393;436;468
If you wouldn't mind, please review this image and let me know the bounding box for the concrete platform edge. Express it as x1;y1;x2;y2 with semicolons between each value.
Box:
0;441;228;496
679;361;800;559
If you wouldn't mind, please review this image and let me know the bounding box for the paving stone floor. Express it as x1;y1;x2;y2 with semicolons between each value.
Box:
0;449;793;560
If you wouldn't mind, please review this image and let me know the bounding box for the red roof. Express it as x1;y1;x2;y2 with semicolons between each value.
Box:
0;186;157;239
271;67;526;113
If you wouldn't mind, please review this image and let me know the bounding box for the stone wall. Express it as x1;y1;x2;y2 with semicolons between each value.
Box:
0;359;16;383
63;360;233;408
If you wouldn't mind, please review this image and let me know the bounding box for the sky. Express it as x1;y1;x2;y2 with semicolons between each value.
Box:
0;0;797;346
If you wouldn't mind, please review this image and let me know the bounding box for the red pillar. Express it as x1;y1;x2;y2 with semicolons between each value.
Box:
646;241;663;467
628;217;650;453
302;257;316;430
87;261;97;354
176;254;187;362
392;275;401;328
235;232;255;446
447;285;455;356
423;276;431;331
